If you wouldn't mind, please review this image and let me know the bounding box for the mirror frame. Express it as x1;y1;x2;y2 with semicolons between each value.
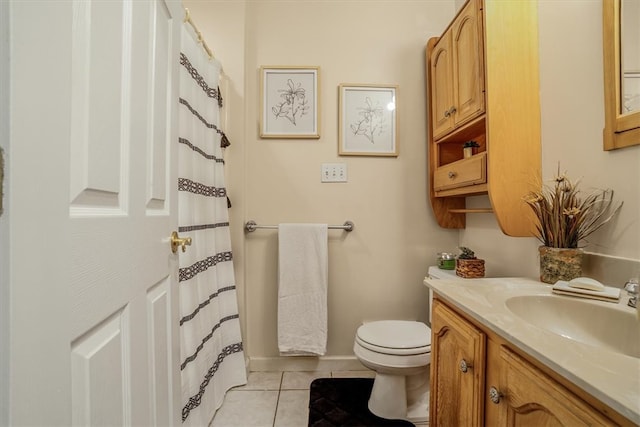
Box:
603;0;640;150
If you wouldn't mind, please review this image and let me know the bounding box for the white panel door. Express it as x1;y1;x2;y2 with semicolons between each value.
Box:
8;0;182;425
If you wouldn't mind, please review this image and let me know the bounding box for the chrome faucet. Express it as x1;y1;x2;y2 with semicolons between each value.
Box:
624;278;639;308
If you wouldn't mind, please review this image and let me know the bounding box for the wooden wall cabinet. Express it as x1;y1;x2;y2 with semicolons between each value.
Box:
431;298;630;427
429;0;484;141
426;0;541;236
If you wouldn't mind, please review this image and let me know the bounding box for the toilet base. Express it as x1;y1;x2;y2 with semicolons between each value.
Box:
367;371;429;424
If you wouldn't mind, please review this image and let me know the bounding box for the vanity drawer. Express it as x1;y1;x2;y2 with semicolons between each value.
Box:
434;152;487;191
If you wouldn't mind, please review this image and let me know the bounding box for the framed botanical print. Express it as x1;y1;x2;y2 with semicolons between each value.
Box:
260;66;320;139
338;84;398;156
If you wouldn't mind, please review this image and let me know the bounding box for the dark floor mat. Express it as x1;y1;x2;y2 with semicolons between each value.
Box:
308;378;415;427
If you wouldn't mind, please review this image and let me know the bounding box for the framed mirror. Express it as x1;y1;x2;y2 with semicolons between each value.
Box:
603;0;640;150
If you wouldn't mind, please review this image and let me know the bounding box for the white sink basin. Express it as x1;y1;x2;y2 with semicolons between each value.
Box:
505;295;640;359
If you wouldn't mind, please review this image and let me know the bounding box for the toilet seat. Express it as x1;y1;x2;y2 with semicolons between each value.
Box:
356;320;431;356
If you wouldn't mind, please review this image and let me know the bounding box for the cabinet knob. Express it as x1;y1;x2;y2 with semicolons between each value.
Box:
444;106;457;118
448;171;457;179
459;359;472;373
489;386;503;404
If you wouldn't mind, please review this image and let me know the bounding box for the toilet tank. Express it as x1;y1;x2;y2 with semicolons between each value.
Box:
427;265;458;280
426;266;459;326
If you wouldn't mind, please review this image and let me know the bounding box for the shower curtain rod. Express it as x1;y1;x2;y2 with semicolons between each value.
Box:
245;220;355;233
183;7;214;60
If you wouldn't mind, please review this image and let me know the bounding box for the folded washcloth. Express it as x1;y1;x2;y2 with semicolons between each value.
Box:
552;280;621;303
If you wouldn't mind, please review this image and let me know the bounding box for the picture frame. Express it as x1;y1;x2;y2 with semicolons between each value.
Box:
260;66;320;139
338;84;398;157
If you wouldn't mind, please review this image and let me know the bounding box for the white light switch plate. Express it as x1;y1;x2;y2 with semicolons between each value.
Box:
321;163;348;182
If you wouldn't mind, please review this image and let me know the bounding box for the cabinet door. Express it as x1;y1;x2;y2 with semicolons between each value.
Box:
430;31;455;140
452;0;485;127
489;346;615;426
430;299;486;426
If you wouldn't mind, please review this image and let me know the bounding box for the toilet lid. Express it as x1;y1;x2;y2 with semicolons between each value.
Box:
356;320;431;350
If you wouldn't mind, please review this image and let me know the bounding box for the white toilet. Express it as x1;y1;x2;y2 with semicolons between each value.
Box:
352;266;457;425
354;320;431;424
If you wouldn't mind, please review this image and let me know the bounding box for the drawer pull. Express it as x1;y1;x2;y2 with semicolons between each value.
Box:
489;386;503;404
459;359;472;373
448;171;457;179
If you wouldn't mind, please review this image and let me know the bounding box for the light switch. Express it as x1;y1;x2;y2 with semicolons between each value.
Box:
321;163;347;183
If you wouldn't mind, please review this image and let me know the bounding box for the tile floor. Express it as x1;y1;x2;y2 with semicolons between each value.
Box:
210;370;376;427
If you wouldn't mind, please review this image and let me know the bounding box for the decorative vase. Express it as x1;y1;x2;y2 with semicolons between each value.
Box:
463;147;473;158
538;246;584;284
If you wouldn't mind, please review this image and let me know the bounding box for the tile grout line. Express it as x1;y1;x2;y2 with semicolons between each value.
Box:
271;372;284;427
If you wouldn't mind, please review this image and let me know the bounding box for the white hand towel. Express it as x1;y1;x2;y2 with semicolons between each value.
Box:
278;223;328;356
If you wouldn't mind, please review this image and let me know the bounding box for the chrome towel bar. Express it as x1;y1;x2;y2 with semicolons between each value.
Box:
245;220;354;233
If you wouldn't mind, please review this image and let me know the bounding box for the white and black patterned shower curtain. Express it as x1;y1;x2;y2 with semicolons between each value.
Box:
178;26;246;426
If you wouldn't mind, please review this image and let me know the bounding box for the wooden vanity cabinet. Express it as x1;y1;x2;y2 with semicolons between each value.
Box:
431;298;628;427
430;299;485;426
486;345;615;426
426;0;541;236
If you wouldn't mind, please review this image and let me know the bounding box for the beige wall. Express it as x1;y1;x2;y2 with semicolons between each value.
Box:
184;0;640;367
461;1;640;284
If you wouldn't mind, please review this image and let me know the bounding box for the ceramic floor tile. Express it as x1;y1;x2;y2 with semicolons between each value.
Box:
273;390;310;427
210;390;279;427
234;371;283;391
281;371;331;390
331;369;376;378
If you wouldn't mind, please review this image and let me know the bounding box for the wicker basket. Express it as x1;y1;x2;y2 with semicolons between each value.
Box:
456;258;485;278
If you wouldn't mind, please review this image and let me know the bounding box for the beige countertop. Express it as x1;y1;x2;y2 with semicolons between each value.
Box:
423;274;640;425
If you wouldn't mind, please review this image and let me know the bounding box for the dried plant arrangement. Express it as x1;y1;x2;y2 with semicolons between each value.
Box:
523;168;623;249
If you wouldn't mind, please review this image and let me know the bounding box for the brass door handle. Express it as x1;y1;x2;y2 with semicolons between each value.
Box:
170;231;192;253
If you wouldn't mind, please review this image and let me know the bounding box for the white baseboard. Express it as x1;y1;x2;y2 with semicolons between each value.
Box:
248;355;367;372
